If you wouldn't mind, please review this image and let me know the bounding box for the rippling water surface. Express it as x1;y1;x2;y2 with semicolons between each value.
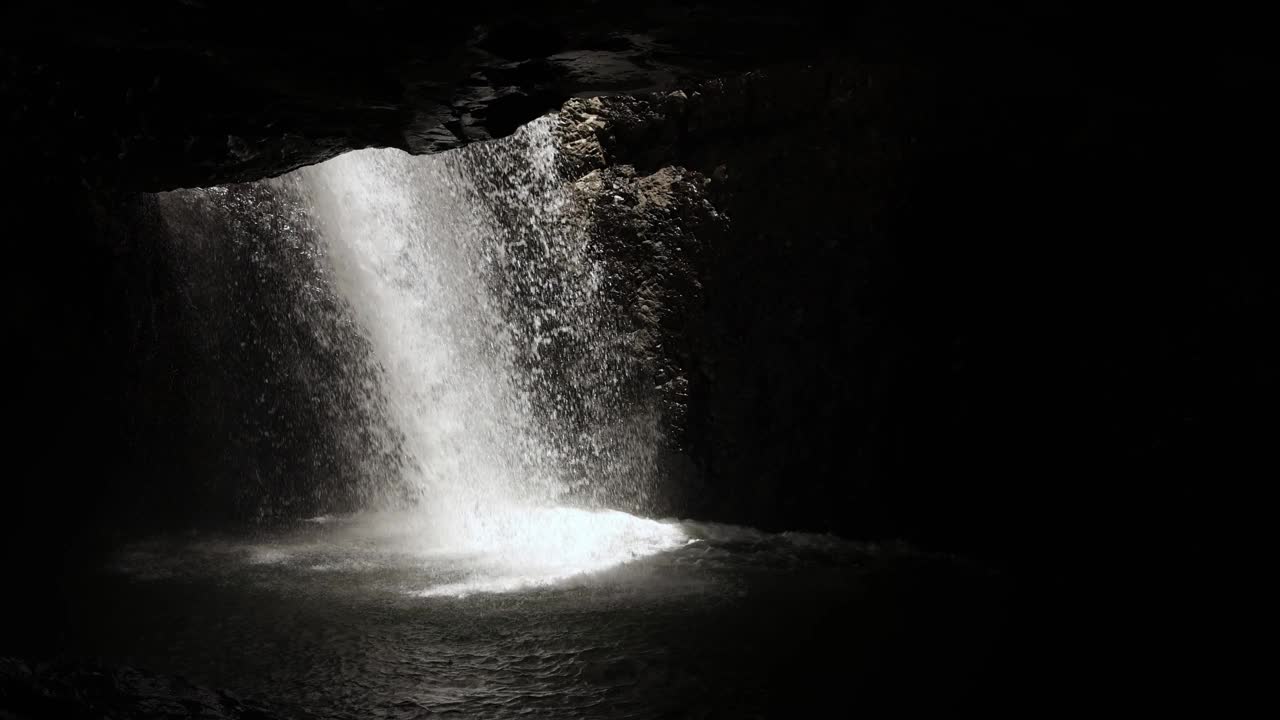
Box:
46;515;1011;718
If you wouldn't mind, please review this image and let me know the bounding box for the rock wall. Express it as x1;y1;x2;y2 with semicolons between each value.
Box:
555;65;916;533
553;55;1274;580
2;1;845;190
562;161;726;515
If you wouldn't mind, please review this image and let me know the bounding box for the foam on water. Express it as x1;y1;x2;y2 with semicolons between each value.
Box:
146;509;686;598
401;507;688;597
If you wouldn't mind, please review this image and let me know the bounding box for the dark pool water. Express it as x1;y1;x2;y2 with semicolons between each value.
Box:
33;516;1014;718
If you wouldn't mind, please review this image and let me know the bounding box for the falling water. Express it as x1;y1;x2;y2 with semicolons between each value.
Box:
84;114;977;720
156;116;683;594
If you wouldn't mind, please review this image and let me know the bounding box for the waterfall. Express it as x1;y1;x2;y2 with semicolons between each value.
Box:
156;115;683;594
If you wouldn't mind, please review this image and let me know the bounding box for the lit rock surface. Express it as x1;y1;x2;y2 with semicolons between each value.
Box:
556;109;726;512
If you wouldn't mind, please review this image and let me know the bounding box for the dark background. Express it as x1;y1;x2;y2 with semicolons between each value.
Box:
1;1;1267;705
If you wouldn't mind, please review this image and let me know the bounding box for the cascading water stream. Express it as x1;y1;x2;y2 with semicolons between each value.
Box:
156;116;684;595
78;118;972;717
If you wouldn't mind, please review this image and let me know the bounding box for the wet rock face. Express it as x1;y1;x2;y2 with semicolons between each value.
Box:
554;55;1270;573
554;66;918;532
561;159;727;514
2;1;843;191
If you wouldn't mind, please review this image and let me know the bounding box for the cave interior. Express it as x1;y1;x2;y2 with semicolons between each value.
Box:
1;1;1266;715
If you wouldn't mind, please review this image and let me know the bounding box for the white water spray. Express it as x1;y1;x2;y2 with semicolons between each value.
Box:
159;116;683;594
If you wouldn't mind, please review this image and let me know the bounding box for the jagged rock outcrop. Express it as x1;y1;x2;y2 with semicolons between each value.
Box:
553;65;917;530
2;0;848;191
557;135;727;510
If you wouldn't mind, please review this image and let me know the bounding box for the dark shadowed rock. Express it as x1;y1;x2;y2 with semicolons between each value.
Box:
553;65;918;532
550;52;1273;591
2;1;848;191
555;126;727;510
